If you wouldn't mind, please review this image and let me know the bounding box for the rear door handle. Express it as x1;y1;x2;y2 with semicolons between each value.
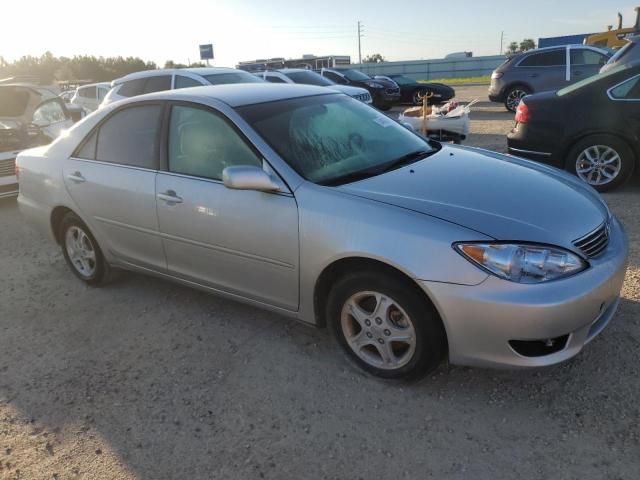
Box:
157;190;183;204
67;171;85;183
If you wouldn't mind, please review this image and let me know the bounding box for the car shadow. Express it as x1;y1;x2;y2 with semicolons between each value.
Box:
2;252;639;478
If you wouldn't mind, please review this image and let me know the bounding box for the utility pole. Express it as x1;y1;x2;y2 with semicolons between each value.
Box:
357;21;363;64
500;31;504;55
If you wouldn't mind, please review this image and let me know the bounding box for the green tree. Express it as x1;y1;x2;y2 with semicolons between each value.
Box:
519;39;536;52
507;42;519;54
363;53;385;64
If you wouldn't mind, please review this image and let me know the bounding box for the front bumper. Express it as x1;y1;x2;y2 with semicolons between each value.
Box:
373;91;401;106
422;216;628;368
0;151;19;198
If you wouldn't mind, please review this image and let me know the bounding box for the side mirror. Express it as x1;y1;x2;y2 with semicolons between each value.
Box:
222;165;280;192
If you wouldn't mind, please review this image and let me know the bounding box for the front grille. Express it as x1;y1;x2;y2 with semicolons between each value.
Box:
573;222;609;258
353;92;372;102
0;158;16;178
385;87;400;95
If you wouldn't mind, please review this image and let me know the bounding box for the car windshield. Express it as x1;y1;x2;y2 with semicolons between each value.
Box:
285;70;335;86
606;41;636;65
238;94;437;185
0;87;32;117
391;76;412;85
202;72;264;85
557;64;628;96
341;69;371;81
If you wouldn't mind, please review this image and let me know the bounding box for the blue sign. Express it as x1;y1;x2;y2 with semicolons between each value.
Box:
199;44;214;60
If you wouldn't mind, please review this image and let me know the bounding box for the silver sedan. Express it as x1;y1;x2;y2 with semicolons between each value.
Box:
16;84;628;379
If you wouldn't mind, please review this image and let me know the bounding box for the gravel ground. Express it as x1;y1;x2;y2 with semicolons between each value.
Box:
1;85;639;479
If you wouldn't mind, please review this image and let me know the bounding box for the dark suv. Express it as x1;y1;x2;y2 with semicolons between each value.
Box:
318;68;400;110
489;45;610;112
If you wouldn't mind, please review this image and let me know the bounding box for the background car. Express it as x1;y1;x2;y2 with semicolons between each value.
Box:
318;67;400;110
489;45;611;112
71;82;111;112
374;74;455;105
259;69;372;104
17;84;627;379
600;36;640;73
1;85;74;198
507;64;640;191
101;67;263;107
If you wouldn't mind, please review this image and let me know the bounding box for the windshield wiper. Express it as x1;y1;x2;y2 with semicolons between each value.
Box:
320;146;441;187
379;149;436;173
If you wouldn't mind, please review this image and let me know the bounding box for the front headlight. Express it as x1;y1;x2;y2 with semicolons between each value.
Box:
365;81;384;89
454;242;587;284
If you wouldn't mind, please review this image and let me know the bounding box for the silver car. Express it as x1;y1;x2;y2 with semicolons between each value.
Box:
17;84;628;379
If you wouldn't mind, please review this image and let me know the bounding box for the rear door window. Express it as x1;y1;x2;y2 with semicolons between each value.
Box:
95;104;163;169
175;75;203;89
117;78;146;97
519;50;566;67
142;75;172;94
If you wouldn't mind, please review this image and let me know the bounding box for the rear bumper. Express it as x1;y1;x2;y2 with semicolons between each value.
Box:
0;152;18;198
17;193;56;242
507;125;564;168
373;91;401;106
0;174;18;198
421;216;628;369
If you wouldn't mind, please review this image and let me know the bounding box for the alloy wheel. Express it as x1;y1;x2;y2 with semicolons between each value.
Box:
65;226;97;277
506;89;527;111
575;145;622;187
340;291;417;370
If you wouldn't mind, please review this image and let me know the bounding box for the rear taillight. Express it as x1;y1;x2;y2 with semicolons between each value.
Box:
491;71;503;79
515;101;531;124
15;163;19;180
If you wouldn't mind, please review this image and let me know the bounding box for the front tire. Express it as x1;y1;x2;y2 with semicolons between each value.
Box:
327;271;447;380
566;135;634;192
59;212;110;285
504;85;531;112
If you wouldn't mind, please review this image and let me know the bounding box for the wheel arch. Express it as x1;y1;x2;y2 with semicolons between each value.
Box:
313;256;445;332
561;131;639;170
502;81;534;100
50;206;75;244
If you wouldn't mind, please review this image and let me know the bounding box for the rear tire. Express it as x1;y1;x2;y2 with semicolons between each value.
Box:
59;212;111;285
504;85;531;112
377;104;392;111
565;135;634;192
326;270;447;380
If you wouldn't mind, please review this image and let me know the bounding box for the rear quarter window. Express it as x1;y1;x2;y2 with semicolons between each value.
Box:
519;50;566;67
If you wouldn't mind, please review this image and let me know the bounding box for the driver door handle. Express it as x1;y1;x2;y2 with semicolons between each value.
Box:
67;171;85;183
157;190;183;204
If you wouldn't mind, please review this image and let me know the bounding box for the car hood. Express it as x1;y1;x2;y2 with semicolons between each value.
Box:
338;145;607;248
328;85;370;96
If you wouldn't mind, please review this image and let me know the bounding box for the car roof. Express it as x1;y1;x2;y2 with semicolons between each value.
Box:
78;82;111;88
121;83;334;108
113;67;241;84
516;44;608;56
